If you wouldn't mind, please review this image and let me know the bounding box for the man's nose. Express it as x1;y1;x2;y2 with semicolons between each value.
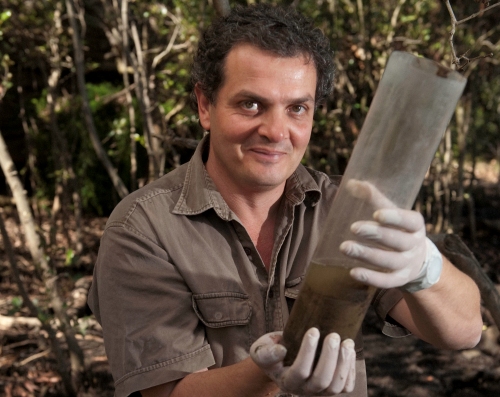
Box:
258;109;289;142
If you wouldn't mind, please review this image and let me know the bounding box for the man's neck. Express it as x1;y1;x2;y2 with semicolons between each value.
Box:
224;187;283;221
207;172;286;271
225;192;282;271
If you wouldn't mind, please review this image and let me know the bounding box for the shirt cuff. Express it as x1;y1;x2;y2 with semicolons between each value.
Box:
115;344;216;397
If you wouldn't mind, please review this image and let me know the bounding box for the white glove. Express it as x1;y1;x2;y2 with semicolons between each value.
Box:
339;180;442;293
250;328;356;396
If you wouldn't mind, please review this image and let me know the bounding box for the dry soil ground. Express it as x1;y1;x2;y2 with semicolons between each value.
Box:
1;179;500;396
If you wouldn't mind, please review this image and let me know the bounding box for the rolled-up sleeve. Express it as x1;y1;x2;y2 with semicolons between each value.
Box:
372;288;411;338
88;224;215;397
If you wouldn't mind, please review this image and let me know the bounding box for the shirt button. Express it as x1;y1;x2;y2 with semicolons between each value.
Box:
214;312;223;320
244;247;252;256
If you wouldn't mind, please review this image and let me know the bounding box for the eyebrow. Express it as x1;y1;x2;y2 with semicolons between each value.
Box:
231;90;315;106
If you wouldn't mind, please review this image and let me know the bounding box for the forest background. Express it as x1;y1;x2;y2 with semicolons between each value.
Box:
0;0;499;396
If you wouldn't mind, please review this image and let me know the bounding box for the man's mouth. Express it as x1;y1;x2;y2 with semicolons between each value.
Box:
249;147;287;162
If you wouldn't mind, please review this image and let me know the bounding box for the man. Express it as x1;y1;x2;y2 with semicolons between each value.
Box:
88;4;482;397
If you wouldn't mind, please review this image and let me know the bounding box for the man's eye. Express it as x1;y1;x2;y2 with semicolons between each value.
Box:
290;105;306;114
242;101;258;111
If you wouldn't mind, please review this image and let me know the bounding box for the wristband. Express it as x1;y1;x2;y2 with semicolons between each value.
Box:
401;238;443;293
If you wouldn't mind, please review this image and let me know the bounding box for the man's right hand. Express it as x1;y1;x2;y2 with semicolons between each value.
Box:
250;328;356;396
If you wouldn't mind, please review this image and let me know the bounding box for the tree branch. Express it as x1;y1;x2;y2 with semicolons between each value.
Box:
457;1;500;25
444;0;459;64
152;24;180;69
152;12;181;69
444;0;499;69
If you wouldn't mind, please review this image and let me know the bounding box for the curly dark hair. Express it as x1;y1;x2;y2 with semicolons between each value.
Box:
190;4;334;112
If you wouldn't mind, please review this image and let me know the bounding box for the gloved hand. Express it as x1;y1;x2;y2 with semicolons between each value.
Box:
250;328;356;396
339;180;443;293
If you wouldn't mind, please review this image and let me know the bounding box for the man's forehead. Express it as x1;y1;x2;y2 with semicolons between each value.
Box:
209;43;318;106
225;42;314;68
222;43;317;85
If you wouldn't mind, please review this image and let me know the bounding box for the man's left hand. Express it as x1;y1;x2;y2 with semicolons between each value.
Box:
250;328;356;396
339;180;442;292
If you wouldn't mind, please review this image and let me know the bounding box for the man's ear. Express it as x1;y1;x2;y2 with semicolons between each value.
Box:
195;84;211;131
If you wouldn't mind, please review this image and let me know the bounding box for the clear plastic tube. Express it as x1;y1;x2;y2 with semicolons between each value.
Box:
282;51;467;365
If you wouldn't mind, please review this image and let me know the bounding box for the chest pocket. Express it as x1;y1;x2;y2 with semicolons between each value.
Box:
192;292;252;328
284;276;365;360
192;292;253;366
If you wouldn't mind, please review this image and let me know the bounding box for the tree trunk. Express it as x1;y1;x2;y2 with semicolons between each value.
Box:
0;132;48;273
47;64;70;247
65;0;129;199
453;94;472;233
119;0;138;191
18;86;42;225
130;21;162;181
47;5;83;253
442;127;453;233
0;130;84;394
433;163;444;233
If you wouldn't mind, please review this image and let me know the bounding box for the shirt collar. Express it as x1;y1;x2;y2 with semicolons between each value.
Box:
173;134;322;219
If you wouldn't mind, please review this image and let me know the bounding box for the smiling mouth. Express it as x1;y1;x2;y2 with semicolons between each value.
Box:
253;148;284;155
250;144;289;155
250;148;287;161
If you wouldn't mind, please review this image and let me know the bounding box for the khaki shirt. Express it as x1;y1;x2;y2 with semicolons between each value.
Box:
88;136;406;397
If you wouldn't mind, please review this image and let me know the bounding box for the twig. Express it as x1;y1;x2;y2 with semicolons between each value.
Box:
19;349;51;366
152;13;181;69
444;0;459;65
386;0;407;44
457;1;500;25
456;52;494;71
3;339;39;350
164;99;186;123
152;24;180;69
99;83;137;105
444;0;499;69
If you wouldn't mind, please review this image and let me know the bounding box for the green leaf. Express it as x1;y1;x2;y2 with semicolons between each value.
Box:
65;248;75;266
11;296;22;309
0;10;12;22
401;15;417;23
8;296;23;315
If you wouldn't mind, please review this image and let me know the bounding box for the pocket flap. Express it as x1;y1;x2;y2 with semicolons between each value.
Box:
192;292;252;328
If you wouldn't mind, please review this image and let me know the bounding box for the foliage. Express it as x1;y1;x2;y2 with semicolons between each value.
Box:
0;0;498;227
0;10;13;99
8;295;23;315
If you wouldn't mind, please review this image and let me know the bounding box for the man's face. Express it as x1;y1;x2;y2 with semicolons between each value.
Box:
196;43;317;195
